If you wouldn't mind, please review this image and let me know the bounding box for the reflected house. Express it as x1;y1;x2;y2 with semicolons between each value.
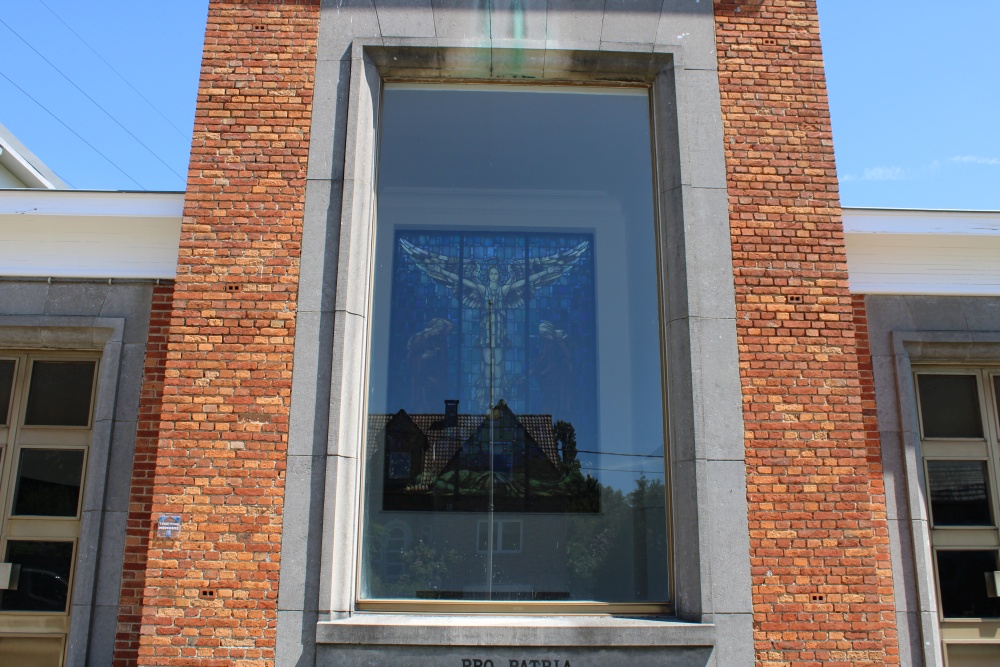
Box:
373;400;599;514
367;401;601;600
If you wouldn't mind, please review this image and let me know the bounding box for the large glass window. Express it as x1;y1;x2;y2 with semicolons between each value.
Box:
361;85;668;607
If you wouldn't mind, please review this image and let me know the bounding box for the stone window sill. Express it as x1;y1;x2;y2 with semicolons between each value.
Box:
316;614;715;647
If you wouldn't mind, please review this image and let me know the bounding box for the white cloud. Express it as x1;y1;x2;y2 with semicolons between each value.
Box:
949;155;1000;166
860;166;906;181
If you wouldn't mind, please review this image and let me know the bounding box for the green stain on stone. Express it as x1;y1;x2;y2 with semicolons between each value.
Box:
512;0;525;40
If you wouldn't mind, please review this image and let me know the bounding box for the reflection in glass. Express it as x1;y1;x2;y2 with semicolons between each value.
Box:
362;86;667;604
24;361;96;427
13;449;85;516
936;550;1000;618
0;360;13;426
928;460;992;526
0;541;73;612
917;374;983;439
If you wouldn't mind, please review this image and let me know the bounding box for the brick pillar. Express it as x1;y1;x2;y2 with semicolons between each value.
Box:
714;2;898;664
114;281;175;667
127;2;319;664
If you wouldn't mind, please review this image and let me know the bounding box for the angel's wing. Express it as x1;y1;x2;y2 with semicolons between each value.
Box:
505;241;589;307
399;239;484;307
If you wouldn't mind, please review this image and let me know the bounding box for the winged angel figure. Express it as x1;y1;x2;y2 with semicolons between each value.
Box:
399;238;589;410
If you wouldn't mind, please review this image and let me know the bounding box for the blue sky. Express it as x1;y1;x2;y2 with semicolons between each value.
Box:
0;1;997;210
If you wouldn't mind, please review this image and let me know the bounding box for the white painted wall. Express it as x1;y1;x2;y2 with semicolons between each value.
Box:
0;190;184;279
1;197;997;289
844;208;1000;296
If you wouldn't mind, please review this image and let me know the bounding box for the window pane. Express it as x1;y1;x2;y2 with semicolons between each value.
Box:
13;449;85;517
917;374;983;438
24;361;96;426
928;460;992;526
0;541;74;612
936;550;1000;618
0;360;13;426
362;87;667;603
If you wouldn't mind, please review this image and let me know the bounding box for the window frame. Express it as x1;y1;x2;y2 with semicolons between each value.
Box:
355;76;673;617
357;82;672;613
0;316;125;664
291;36;749;658
914;368;1000;633
886;329;1000;664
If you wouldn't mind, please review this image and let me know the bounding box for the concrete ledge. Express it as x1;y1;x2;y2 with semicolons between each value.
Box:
316;615;715;647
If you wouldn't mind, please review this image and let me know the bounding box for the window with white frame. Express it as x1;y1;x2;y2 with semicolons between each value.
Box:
477;519;522;554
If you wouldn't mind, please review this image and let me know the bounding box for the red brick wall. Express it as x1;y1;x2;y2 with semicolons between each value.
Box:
714;2;898;664
114;281;175;667
123;2;319;664
852;295;884;472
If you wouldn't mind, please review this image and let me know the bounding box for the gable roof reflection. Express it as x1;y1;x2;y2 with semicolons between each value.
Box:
369;399;562;492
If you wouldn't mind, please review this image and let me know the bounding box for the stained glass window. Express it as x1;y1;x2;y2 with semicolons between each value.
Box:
362;85;667;604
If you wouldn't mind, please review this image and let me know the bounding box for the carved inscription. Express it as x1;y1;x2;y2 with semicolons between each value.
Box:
460;660;572;667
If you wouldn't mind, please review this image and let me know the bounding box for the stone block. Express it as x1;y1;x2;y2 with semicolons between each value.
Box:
709;613;754;667
276;609;320;667
700;460;752;614
288;309;335;458
0;280;48;315
544;0;603;45
104;420;138;512
278;455;327;611
318;0;381;62
431;0;492;42
44;282;108;316
327;311;368;459
601;0;662;45
64;601;93;667
297;179;342;314
99;283;153;344
654;6;718;72
680;187;739;321
673;69;727;190
333;178;375;317
686;317;744;462
81;419;113;513
320;453;361;615
113;343;146;423
906;294;973;330
670;458;703;616
376;0;436;38
93;511;127;606
84;603;119;666
490;0;547;42
306;58;352;182
490;45;547;77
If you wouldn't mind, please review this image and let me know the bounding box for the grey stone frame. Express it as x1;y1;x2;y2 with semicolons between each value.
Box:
0;315;126;667
278;4;751;666
863;294;1000;666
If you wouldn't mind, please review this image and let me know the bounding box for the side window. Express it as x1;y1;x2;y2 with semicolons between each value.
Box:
915;370;1000;663
0;353;98;667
